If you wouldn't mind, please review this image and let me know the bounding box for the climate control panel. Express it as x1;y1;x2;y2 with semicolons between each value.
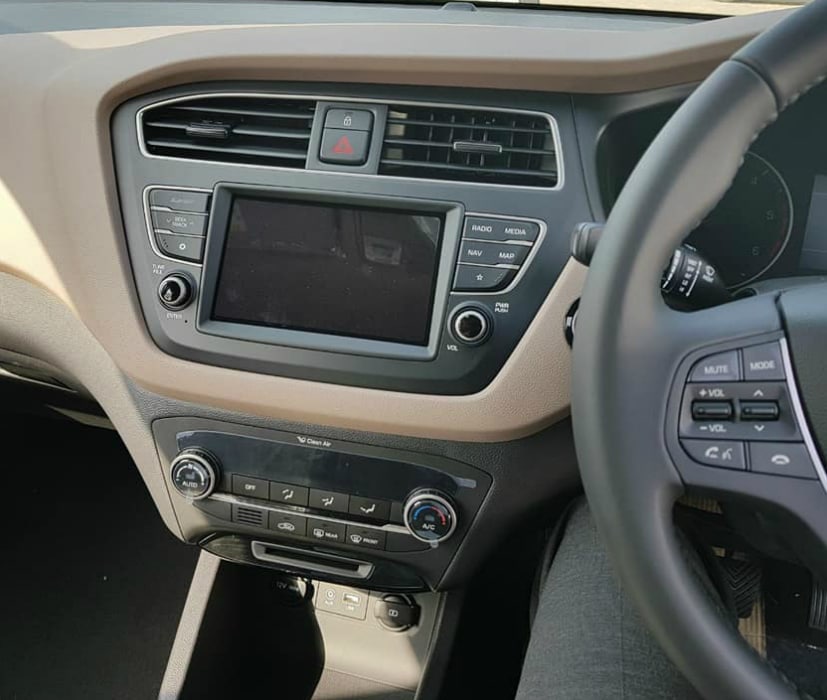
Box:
154;417;491;590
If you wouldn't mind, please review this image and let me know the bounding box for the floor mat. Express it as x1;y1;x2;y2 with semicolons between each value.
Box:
0;413;198;700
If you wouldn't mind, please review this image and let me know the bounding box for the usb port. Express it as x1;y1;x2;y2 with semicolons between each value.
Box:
342;592;362;605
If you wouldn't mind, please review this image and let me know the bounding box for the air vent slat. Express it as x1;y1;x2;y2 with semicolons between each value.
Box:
171;105;314;120
142;95;316;168
380;105;558;188
379;159;557;180
385;118;547;134
145;139;307;161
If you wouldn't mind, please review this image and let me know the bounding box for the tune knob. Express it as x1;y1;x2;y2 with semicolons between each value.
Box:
403;490;457;544
170;449;219;500
158;273;194;310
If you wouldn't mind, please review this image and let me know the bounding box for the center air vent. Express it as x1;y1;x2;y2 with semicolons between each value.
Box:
141;95;316;168
380;105;559;188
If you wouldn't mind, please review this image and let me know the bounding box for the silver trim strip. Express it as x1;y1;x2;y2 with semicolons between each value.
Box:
453;212;548;296
251;541;374;580
143;185;212;266
779;338;827;490
135;91;564;192
210;492;410;535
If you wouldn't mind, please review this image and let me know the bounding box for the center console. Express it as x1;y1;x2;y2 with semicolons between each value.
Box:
113;82;587;592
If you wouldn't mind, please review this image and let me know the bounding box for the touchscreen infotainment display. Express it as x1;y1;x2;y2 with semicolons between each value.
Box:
211;197;444;346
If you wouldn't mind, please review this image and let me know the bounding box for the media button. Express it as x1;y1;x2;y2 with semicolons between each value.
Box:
307;518;346;544
459;241;530;266
464;216;540;243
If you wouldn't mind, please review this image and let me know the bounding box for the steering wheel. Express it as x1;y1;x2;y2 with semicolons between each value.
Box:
572;3;827;698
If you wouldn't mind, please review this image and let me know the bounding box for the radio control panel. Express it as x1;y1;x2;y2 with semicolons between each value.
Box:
114;85;589;394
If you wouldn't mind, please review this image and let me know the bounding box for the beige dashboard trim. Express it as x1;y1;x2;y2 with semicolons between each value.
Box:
0;12;786;441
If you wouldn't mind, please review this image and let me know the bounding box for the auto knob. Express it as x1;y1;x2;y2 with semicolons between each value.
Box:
169;448;219;500
403;490;457;544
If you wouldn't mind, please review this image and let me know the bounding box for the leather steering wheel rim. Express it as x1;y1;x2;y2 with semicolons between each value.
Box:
572;3;827;699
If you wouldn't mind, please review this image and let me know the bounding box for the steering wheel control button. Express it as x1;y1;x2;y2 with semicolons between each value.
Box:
691;401;734;421
681;440;746;470
404;491;457;544
151;210;208;236
319;128;370;165
158;273;194;310
740;401;780;421
309;489;350;514
453;264;516;292
451;307;491;345
680;382;800;442
324;108;373;132
231;474;269;500
150;189;210;213
463;216;540;243
375;595;421;632
170;449;218;500
269;482;309;507
459;240;530;266
345;525;387;550
742;342;786;381
748;443;817;480
689;351;741;383
348;496;391;521
268;512;308;537
307;518;346;544
155;233;205;263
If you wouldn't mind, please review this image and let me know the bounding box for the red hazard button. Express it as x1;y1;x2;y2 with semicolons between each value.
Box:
320;128;370;165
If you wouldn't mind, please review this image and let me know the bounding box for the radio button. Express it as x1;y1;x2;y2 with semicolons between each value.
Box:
150;189;210;213
464;216;540;243
309;489;350;514
453;264;516;291
151;210;208;236
155;233;205;263
459;241;529;266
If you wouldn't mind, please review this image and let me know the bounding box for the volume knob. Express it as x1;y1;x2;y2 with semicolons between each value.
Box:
170;449;219;500
403;490;457;544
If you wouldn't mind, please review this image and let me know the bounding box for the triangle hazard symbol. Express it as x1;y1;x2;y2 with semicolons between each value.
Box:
333;135;354;155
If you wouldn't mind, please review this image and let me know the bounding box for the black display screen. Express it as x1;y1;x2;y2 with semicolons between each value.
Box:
211;197;444;346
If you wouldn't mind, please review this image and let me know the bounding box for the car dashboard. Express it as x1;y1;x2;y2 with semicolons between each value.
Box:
0;2;821;693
